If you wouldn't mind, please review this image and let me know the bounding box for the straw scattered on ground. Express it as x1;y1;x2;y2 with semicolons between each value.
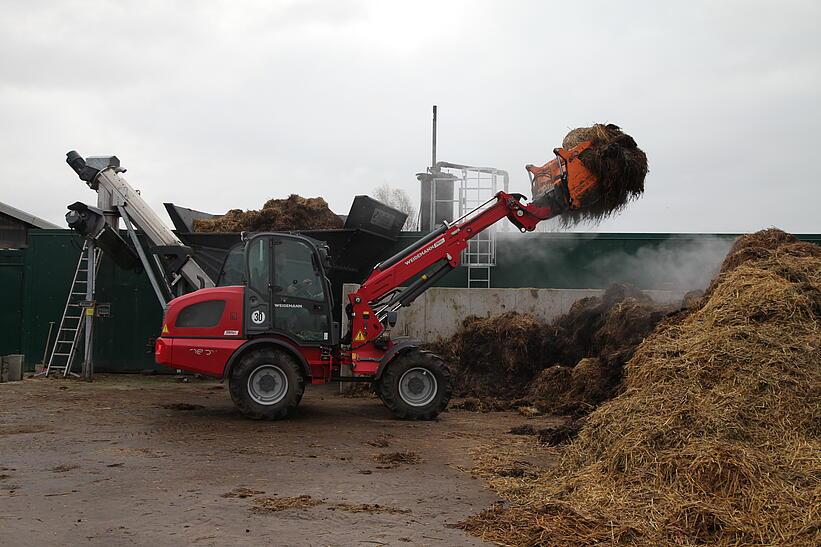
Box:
50;464;79;473
251;495;323;512
221;487;263;499
161;403;204;411
458;229;821;546
365;433;393;448
328;503;410;515
372;451;422;467
240;492;410;516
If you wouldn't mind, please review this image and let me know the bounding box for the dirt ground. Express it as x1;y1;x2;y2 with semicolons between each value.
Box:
0;375;560;546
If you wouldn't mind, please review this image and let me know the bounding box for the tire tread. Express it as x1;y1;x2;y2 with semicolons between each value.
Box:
229;348;305;420
377;349;452;420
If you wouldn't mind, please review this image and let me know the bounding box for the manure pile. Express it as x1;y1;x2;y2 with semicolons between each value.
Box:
436;284;671;416
192;194;343;232
459;229;821;546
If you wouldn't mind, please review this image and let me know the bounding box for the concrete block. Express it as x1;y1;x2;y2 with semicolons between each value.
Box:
515;288;565;322
340;283;360;332
394;293;426;338
339;283;359;393
468;288;517;319
559;289;602;315
424;288;470;341
510;288;540;316
1;354;24;382
337;286;688;346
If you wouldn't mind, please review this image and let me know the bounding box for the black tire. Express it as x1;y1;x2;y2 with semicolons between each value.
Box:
372;380;386;402
229;348;305;420
377;349;452;420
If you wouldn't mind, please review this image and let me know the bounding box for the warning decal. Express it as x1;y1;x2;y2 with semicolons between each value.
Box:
354;330;366;342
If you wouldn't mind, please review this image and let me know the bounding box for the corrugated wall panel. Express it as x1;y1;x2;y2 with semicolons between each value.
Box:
20;231;80;369
21;230;164;372
91;255;164;372
0;249;25;355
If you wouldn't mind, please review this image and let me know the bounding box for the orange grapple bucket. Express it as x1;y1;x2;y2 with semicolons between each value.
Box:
527;141;601;211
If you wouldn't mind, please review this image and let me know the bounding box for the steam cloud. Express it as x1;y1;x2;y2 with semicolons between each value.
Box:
587;237;732;291
507;232;734;294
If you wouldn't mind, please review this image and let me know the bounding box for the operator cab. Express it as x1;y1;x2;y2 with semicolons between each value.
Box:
217;233;336;346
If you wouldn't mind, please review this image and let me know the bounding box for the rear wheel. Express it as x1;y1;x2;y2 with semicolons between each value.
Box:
377;350;452;420
229;348;304;420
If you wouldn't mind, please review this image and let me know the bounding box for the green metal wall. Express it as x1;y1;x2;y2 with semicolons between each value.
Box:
20;231;84;368
391;231;821;290
0;249;24;355
20;230;163;372
492;232;734;289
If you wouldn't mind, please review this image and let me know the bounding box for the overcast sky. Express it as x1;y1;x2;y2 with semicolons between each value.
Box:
1;0;819;233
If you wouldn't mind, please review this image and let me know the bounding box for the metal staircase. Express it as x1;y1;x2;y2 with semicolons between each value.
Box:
44;242;102;377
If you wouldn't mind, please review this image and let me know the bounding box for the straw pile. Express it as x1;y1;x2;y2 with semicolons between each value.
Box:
549;284;668;371
440;312;547;400
191;194;343;232
561;123;648;224
437;284;671;414
459;229;821;546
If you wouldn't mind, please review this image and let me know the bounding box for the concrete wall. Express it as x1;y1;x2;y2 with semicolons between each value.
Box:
343;284;685;343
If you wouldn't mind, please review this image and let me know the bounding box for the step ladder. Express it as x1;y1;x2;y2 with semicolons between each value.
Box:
44;242;102;377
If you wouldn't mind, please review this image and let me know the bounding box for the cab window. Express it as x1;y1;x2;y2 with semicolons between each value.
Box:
272;239;329;343
217;243;246;286
247;237;270;296
274;240;325;302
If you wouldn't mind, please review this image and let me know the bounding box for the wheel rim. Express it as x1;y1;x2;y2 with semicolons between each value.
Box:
398;367;438;407
247;364;288;405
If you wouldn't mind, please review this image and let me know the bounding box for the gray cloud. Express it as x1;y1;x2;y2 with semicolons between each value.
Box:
0;0;818;234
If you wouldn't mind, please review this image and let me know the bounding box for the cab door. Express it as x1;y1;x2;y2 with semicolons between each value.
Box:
245;235;273;335
271;237;332;345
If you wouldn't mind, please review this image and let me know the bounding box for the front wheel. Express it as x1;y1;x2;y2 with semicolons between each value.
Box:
229;348;304;420
377;350;452;420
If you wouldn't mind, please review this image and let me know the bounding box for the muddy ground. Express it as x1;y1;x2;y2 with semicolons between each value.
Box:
0;375;560;546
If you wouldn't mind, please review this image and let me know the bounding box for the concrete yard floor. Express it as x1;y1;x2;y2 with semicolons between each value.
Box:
0;375;558;546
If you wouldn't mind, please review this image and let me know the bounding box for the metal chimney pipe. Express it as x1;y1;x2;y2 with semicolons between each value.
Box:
431;105;437;169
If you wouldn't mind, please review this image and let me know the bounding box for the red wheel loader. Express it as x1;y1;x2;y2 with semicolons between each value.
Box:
149;144;602;420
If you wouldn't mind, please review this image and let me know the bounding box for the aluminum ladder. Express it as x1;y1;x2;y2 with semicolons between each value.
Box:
44;242;102;377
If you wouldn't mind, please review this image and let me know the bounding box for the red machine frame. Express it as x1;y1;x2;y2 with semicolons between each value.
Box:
342;191;554;376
